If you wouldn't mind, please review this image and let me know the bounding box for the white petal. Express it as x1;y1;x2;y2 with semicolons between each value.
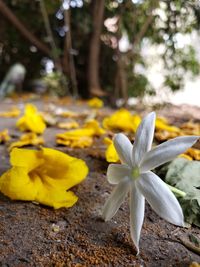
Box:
102;177;130;221
107;164;131;184
129;182;145;255
136;171;184;226
113;133;132;166
140;136;199;172
132;112;155;166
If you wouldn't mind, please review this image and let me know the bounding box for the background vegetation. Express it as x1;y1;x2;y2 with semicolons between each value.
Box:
0;0;200;102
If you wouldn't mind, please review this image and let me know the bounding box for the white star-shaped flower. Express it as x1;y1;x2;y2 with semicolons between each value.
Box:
102;112;199;254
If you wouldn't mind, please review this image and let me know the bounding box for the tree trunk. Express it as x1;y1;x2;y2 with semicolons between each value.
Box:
39;0;61;70
88;0;106;97
63;7;78;97
115;16;128;105
0;0;51;56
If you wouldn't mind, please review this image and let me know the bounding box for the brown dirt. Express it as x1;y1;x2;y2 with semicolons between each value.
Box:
0;97;200;267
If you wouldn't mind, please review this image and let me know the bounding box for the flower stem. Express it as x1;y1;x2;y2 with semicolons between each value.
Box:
167;184;186;198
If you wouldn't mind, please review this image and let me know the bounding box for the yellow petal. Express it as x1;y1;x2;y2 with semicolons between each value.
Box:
16;104;46;134
57;121;79;129
10;148;44;171
0;107;21;118
0;147;88;208
180;121;200;136
104;137;119;163
83;119;105;135
56;119;104;148
0;129;10;143
0;167;38;200
57;136;93;148
103;109;141;132
9;133;44;151
179;154;193;161
155;117;180;133
185;148;200;161
155;131;179;141
41;147;88;188
87;97;104;108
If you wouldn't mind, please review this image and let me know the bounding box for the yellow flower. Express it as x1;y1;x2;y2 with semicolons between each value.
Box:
0;107;21;118
9;132;44;151
0;147;88;209
0;129;10;143
57;109;78;118
189;262;200;267
16;104;46;134
184;148;200;161
104;137;119;163
155;117;180;133
103;109;141;132
57;135;93;148
180;121;200;136
179;154;193;161
57;120;79;130
87;97;104;108
56;119;105;148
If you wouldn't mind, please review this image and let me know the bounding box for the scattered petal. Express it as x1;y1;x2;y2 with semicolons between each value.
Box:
104;137;119;163
87;97;104;108
0;129;10;143
0;147;88;209
9;132;44;151
16;104;46;134
57;120;79;130
56;119;104;148
103;109;141;132
156;117;181;133
0;106;21;118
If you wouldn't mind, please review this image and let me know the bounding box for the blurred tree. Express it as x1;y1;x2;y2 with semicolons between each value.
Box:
88;0;106;97
0;0;199;100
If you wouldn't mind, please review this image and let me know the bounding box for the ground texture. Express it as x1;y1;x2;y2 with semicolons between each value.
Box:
0;97;200;267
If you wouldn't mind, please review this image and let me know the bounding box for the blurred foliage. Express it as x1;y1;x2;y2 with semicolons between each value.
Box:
0;0;200;98
43;71;68;96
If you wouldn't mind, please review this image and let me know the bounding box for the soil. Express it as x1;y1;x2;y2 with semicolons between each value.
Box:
0;97;200;267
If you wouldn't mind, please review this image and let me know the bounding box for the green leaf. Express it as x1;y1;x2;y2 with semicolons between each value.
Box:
165;158;200;227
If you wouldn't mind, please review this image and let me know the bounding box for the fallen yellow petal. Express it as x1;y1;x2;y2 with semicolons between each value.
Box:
57;135;93;148
179;154;193;161
155;130;179;141
57;121;79;130
184;148;200;161
16;104;46;134
56;119;104;148
9;133;44;151
87;97;104;108
0;107;21;118
104;137;119;163
180;121;200;136
155;117;181;133
189;262;200;267
103;109;141;133
56;109;78;118
0;147;88;209
0;129;10;143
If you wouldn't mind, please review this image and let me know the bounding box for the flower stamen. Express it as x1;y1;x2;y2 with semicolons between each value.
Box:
131;166;140;180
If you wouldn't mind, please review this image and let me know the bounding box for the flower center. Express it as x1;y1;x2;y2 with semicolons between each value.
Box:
131;166;140;180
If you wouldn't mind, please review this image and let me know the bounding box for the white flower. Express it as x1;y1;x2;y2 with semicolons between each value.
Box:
102;112;199;254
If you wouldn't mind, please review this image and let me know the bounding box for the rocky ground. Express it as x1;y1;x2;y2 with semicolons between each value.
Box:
0;97;200;267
